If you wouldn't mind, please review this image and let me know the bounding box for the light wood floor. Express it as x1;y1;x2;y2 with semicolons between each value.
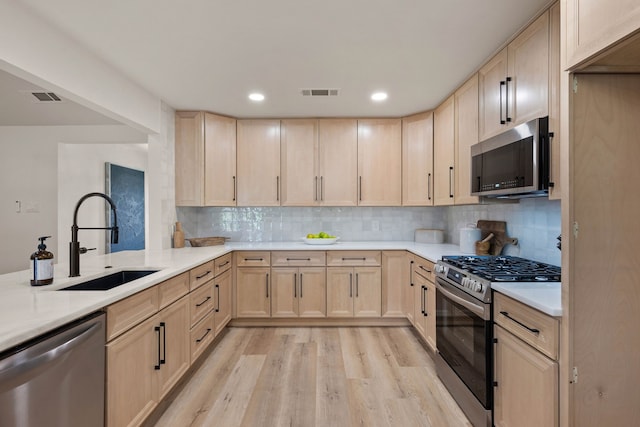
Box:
154;327;471;427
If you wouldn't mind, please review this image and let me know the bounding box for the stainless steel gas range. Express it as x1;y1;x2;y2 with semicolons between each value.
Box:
433;255;561;427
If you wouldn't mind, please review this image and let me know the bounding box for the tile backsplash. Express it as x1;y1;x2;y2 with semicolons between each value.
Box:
177;197;561;266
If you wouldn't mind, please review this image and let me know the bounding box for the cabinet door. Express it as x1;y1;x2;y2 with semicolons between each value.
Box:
327;267;354;317
402;112;434;206
454;75;480;205
298;267;326;318
318;119;358;206
175;111;204;206
271;267;298;317
479;49;508;140
158;296;190;400
281;119;318;206
381;251;408;317
507;11;549;127
106;314;159;427
494;325;558;427
548;2;561;201
236;120;281;206
357;119;402;206
204;113;237;206
353;267;381;317
214;269;232;336
433;95;455;206
565;0;640;69
236;267;271;317
424;280;436;351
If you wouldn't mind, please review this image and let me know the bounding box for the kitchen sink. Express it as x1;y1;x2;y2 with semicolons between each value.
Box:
58;270;159;291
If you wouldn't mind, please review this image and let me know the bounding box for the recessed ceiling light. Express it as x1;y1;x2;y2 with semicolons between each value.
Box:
371;92;388;101
249;93;265;101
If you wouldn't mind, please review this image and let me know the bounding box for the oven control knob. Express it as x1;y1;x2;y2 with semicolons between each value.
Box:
461;277;469;288
435;264;445;274
474;283;483;292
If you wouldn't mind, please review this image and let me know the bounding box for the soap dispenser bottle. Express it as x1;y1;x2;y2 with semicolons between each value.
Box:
30;236;54;286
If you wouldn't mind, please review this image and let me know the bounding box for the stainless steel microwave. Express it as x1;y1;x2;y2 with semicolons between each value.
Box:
471;116;551;198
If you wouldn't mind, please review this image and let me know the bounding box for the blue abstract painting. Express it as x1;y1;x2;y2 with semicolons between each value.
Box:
105;163;145;252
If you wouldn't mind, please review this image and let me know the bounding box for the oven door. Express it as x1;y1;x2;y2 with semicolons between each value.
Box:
436;278;492;409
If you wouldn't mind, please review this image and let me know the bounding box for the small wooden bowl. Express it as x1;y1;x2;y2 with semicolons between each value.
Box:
187;237;229;247
475;240;491;255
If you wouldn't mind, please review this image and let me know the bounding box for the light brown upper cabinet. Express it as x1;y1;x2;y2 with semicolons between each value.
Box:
479;10;550;141
318;119;358;206
433;95;455;206
454;75;480;205
175;112;237;206
236;120;281;206
564;0;640;69
357;119;402;206
281;119;358;206
402;112;434;206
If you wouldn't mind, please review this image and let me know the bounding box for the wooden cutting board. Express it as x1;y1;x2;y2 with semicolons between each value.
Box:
477;220;518;255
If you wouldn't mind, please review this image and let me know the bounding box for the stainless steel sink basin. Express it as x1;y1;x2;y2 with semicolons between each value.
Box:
58;270;159;291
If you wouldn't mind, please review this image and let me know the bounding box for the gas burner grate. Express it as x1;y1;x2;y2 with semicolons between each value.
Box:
441;255;560;282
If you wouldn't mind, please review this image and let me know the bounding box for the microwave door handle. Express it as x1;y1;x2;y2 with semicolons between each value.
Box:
436;279;486;318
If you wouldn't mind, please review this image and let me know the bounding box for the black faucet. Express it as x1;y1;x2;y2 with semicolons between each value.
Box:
69;192;119;277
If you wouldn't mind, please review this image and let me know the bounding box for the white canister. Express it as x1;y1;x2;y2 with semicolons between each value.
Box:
460;227;481;254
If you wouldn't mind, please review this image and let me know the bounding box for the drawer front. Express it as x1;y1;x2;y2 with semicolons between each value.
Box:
235;251;271;267
494;292;559;360
106;286;159;341
326;251;381;267
158;272;190;309
190;311;215;364
214;253;232;276
189;283;215;327
271;251;325;267
413;257;435;282
190;261;215;291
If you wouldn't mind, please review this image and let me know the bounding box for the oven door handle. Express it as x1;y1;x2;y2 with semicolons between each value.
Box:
436;279;486;318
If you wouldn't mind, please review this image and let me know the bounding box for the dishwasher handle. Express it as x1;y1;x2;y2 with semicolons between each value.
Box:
0;321;102;390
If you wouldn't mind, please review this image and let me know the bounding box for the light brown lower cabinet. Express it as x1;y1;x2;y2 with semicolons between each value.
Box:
326;267;381;317
493;325;558;427
106;295;190;427
236;267;271;317
271;267;326;317
412;270;436;351
381;251;408;318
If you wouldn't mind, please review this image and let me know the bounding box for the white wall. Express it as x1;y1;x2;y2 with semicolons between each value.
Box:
0;0;161;134
57;143;148;270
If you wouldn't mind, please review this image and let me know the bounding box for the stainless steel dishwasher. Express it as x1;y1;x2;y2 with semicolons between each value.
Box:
0;312;105;427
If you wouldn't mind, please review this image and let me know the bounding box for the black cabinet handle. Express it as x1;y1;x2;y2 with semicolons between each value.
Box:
320;176;324;201
196;296;211;307
421;286;426;314
154;326;161;370
449;166;454;198
219;260;230;267
294;273;297;298
423;287;428;317
355;273;359;297
266;273;269;298
410;260;414;286
427;173;431;200
359;176;362;201
244;258;264;262
419;265;432;274
286;258;311;261
342;257;366;261
499;311;540;335
276;176;280;202
196;271;212;280
233;176;236;202
299;273;303;298
196;328;211;343
160;322;166;364
315;176;318;201
349;273;353;298
215;284;220;312
505;76;512;122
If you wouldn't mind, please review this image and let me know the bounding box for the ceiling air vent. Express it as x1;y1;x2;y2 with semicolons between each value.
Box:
31;92;62;102
301;88;339;97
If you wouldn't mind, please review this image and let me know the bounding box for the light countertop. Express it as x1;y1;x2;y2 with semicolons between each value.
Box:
0;241;561;352
491;282;561;317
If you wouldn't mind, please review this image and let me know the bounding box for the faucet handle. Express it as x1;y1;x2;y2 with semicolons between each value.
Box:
79;247;97;254
111;226;119;244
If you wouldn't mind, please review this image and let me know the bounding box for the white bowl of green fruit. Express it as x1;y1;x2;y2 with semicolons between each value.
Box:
303;232;339;245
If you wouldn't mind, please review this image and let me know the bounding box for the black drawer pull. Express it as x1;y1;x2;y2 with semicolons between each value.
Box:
499;311;540;335
244;258;264;261
342;257;366;261
218;260;230;267
419;265;432;273
196;270;212;280
196;296;211;307
154;326;161;370
196;328;212;343
286;257;311;261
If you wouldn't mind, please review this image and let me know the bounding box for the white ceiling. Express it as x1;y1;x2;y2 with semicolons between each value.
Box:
15;0;553;120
